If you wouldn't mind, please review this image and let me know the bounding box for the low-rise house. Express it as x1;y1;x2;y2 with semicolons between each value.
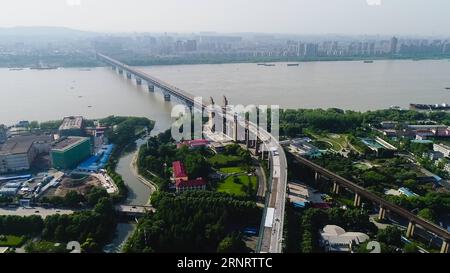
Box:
172;161;189;181
175;177;207;193
290;138;319;157
177;139;210;149
380;121;398;129
398;187;419;198
172;161;206;193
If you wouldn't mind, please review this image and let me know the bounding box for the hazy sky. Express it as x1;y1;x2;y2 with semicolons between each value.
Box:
0;0;449;35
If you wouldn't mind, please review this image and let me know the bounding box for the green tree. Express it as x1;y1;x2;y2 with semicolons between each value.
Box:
377;226;402;248
217;234;247;253
417;208;436;223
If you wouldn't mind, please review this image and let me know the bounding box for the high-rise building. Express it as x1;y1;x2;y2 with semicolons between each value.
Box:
390;36;398;54
0;125;6;144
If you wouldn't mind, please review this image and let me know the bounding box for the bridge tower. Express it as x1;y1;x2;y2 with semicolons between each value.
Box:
209;97;216;132
232;114;238;142
222;95;229;135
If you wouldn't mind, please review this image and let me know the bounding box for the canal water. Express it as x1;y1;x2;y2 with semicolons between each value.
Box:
107;129;167;252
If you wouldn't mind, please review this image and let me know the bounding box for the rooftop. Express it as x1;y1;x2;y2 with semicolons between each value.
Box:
172;161;188;179
51;137;89;152
176;177;206;188
0;135;53;156
59;116;84;131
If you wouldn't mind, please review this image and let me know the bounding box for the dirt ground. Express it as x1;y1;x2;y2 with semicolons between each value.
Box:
45;175;102;198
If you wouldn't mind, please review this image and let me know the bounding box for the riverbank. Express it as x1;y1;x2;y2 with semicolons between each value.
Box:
130;146;158;205
2;55;449;69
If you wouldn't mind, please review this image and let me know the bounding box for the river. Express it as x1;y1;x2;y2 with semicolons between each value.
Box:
1;59;450;127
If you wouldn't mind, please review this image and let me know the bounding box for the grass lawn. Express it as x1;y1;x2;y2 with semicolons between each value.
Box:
208;154;242;167
0;235;26;247
354;162;371;171
217;175;258;196
220;167;245;174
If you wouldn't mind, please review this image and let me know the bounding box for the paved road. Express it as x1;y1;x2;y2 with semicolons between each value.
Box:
255;164;267;199
0;207;74;218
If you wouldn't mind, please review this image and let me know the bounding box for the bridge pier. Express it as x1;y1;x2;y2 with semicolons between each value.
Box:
406;221;415;238
148;85;155;92
136;78;142;85
332;182;340;194
164;93;171;101
314;171;320;183
441;240;449;253
255;140;261;155
118;69;123;74
378;206;386;221
353;193;361;207
126;73;132;79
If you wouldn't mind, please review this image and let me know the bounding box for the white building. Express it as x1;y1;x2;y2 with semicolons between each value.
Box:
320;225;369;253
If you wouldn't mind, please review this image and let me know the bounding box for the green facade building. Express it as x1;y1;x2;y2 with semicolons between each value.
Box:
51;137;91;170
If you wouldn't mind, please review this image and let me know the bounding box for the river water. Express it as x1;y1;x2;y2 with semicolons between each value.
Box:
1;60;450;127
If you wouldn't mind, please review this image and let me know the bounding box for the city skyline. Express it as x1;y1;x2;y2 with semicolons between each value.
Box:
0;0;450;36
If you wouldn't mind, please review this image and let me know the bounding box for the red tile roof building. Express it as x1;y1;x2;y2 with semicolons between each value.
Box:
172;160;206;193
176;139;210;149
176;177;207;193
172;161;188;181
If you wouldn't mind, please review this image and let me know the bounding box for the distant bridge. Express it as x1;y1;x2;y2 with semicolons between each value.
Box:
291;153;450;253
97;53;196;104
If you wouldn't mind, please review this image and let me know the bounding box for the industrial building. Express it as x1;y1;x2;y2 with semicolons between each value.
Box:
51;137;91;170
0;135;53;174
59;116;85;137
